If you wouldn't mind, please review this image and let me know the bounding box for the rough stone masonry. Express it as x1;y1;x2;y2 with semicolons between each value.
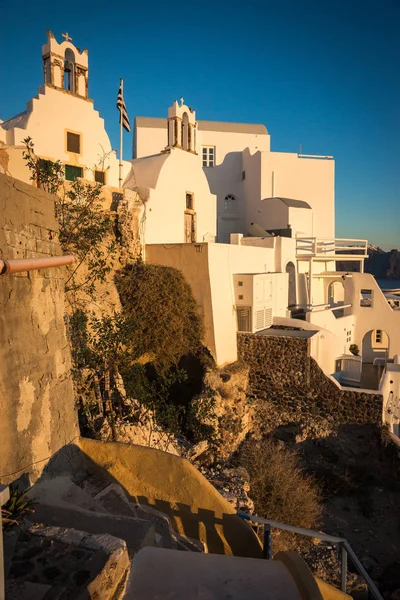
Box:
237;332;382;426
0;174;78;484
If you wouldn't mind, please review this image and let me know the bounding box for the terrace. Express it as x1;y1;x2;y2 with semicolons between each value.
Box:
296;237;368;263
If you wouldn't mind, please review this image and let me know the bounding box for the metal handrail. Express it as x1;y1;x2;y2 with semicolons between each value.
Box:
237;511;383;600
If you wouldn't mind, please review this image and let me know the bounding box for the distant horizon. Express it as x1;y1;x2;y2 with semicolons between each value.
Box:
1;0;399;250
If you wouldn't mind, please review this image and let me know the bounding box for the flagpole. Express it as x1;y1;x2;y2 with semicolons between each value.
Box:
119;77;123;188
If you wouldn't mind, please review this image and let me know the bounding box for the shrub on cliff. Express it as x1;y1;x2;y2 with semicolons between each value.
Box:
23;137;116;303
240;438;321;530
116;261;204;370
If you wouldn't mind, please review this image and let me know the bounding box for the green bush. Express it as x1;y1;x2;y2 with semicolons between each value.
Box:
116;261;204;370
349;344;359;356
2;485;34;529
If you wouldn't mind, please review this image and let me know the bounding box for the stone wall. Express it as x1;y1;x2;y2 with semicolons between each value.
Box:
237;333;382;429
0;174;78;483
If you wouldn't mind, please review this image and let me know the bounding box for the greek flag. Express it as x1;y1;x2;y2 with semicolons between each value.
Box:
117;83;130;132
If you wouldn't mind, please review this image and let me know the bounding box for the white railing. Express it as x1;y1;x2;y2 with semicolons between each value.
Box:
296;237;368;257
336;354;362;386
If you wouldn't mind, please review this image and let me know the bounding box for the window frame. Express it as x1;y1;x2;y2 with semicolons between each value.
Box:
224;194;236;211
360;289;373;307
94;170;106;185
202;145;215;168
186;192;195;211
66;130;81;155
65;164;83;182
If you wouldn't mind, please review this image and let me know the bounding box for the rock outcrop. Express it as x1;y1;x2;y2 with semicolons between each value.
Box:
191;363;254;461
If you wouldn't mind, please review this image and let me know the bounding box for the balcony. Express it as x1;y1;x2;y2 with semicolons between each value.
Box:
296;237;368;261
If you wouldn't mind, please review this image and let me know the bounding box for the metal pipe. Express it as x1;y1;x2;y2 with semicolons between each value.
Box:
0;255;74;276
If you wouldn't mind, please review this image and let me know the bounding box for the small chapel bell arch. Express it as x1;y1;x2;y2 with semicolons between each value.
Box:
64;48;76;92
42;30;89;99
166;100;197;154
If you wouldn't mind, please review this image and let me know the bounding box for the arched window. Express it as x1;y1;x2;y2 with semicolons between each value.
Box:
64;48;75;92
181;112;189;150
224;194;236;211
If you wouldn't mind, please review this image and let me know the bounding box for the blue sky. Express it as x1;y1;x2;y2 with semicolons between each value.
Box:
1;0;399;249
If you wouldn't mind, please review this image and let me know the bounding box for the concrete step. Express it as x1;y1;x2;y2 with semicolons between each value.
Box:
93;483;207;553
28;475;108;513
124;547;317;600
94;484;137;517
94;484;176;550
93;483;206;553
32;504;156;558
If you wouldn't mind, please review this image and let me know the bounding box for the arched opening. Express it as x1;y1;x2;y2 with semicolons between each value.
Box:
286;261;296;308
328;280;344;305
224;194;236;211
181;112;189;150
362;329;389;363
360;329;390;389
64;48;75;92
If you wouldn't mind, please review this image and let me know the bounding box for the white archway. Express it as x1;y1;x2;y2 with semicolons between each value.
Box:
360;329;390;390
64;48;76;92
181;112;189;150
362;329;390;364
328;280;344;305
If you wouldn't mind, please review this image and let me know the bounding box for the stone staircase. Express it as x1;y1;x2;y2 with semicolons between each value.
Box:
5;474;205;599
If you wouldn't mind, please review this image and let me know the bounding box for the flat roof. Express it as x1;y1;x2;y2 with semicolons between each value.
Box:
265;197;312;209
135;116;268;135
233;272;280;276
255;327;318;339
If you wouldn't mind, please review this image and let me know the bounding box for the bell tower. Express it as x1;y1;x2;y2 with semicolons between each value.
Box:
166;98;197;154
42;30;90;100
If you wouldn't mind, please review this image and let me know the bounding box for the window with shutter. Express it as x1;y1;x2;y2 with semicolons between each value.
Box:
67;132;81;153
256;310;265;330
237;307;251;332
95;170;106;184
264;308;272;328
65;165;83;181
186;193;194;210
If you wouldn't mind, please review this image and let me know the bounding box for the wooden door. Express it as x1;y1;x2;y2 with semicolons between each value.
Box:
184;212;192;243
184;212;196;243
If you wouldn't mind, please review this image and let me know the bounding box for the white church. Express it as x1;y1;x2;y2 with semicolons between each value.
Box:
1;30;399;436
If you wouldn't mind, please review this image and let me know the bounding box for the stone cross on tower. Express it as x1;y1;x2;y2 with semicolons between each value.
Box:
42;30;89;99
166;100;197;154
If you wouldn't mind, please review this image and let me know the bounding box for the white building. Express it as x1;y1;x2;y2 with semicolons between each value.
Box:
0;30;130;190
134;113;335;242
124;101;216;245
2;31;400;427
134;99;400;397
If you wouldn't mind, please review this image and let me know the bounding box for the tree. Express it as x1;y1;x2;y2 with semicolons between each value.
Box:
23;137;116;303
